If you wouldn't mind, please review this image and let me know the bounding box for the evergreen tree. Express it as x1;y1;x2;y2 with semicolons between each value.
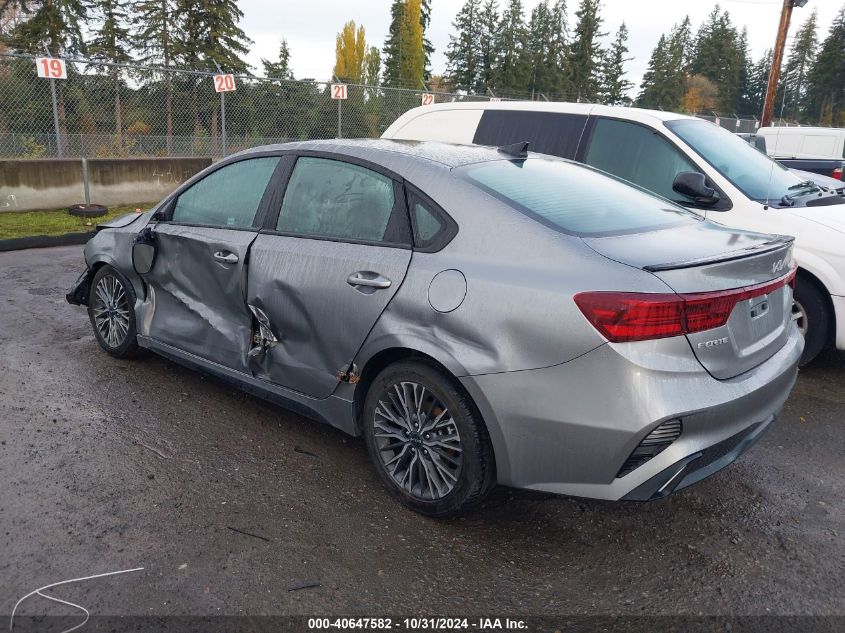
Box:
495;0;529;94
600;22;632;105
746;49;772;117
805;5;845;125
445;0;482;92
781;9;818;120
546;0;569;98
637;34;670;108
174;0;252;72
135;0;181;151
690;6;744;112
89;0;132;140
4;0;88;53
477;0;499;92
566;0;604;102
526;0;554;98
334;20;366;83
261;39;293;79
421;0;433;79
383;0;425;87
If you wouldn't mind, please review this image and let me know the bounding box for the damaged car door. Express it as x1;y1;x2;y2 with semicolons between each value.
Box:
246;155;413;398
141;156;282;372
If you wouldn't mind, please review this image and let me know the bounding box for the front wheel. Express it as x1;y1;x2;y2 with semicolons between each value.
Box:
363;361;495;517
87;265;140;358
793;278;831;367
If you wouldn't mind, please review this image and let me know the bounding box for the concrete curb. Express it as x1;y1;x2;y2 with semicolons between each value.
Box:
0;231;92;252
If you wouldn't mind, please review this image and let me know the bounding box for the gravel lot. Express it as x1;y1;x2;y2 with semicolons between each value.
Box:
1;246;843;623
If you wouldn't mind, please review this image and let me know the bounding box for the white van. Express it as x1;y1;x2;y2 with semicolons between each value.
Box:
383;102;845;364
757;126;845;160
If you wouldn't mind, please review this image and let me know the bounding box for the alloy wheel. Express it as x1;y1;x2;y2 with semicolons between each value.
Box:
791;300;808;337
373;381;463;501
92;274;130;349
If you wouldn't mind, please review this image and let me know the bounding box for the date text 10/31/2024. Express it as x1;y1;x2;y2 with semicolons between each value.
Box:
307;618;528;630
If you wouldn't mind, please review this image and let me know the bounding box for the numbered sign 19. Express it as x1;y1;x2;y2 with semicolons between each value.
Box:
421;93;434;106
214;74;236;93
331;83;348;100
35;57;67;80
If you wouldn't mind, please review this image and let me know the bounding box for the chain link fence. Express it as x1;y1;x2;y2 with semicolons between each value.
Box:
0;52;502;160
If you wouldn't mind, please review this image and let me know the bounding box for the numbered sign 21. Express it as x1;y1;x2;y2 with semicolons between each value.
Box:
35;57;67;80
421;93;434;106
214;74;236;93
331;83;348;100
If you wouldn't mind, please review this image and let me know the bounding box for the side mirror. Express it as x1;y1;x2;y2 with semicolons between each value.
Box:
132;227;157;275
672;171;721;206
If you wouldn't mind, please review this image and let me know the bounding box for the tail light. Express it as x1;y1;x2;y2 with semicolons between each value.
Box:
833;165;843;181
574;270;795;343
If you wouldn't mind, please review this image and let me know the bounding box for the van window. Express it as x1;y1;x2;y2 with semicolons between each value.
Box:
584;118;700;204
473;111;588;159
459;158;700;237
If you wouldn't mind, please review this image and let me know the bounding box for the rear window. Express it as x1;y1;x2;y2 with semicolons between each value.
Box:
473;110;587;159
458;158;701;237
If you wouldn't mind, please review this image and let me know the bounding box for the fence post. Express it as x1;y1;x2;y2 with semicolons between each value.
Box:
220;90;227;158
337;99;342;139
81;157;91;204
49;77;62;158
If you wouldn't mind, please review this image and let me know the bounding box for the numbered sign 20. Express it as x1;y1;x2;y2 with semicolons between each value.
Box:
331;83;348;100
35;57;67;80
421;93;434;106
214;74;236;93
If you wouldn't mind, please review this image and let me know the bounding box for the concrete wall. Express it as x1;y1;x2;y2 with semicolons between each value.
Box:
0;157;212;212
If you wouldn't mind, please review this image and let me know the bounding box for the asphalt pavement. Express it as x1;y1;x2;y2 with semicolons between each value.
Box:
1;246;843;623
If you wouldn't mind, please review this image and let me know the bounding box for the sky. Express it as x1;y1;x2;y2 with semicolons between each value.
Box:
239;0;843;89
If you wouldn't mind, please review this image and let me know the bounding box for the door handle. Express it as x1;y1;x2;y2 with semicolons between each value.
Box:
347;272;392;289
213;251;239;264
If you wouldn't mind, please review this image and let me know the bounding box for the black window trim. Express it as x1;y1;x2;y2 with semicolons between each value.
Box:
259;151;413;250
154;151;288;231
577;114;733;212
404;184;459;253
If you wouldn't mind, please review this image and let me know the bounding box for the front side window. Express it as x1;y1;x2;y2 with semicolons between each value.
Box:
585;118;700;204
171;157;279;227
666;119;819;203
276;157;401;243
459;158;700;237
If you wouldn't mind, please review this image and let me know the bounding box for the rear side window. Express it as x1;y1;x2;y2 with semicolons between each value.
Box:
406;191;457;252
473;111;588;159
276;157;407;244
172;157;279;227
584;118;700;203
459;158;700;237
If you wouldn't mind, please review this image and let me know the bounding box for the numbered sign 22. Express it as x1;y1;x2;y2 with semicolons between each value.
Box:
214;74;236;93
331;83;348;100
421;93;434;106
35;57;67;80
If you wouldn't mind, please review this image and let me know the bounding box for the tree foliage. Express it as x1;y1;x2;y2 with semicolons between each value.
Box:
334;20;366;83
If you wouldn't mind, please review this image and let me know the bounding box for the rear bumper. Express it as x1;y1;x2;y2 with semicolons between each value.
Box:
460;326;803;500
832;294;845;351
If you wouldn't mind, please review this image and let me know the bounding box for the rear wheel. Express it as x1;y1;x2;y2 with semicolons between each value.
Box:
363;361;495;517
793;277;830;366
87;265;140;358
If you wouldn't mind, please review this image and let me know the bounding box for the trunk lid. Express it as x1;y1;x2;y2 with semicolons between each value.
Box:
583;222;795;379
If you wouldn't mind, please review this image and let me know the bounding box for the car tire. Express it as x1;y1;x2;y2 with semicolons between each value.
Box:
794;277;830;367
363;361;496;517
87;265;140;359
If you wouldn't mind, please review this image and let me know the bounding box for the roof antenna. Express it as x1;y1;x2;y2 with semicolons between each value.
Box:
498;141;529;158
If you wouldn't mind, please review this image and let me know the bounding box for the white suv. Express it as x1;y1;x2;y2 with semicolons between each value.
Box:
383;102;845;365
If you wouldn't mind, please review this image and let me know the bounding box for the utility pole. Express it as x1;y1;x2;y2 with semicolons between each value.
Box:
761;0;809;128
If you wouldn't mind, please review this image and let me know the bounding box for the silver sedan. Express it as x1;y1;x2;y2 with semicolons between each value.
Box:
67;139;803;516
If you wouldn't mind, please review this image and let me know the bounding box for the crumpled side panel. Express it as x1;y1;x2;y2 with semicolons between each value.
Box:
142;224;257;373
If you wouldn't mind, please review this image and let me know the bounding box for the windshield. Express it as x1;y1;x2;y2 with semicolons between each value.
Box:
665;119;818;204
458;158;701;237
